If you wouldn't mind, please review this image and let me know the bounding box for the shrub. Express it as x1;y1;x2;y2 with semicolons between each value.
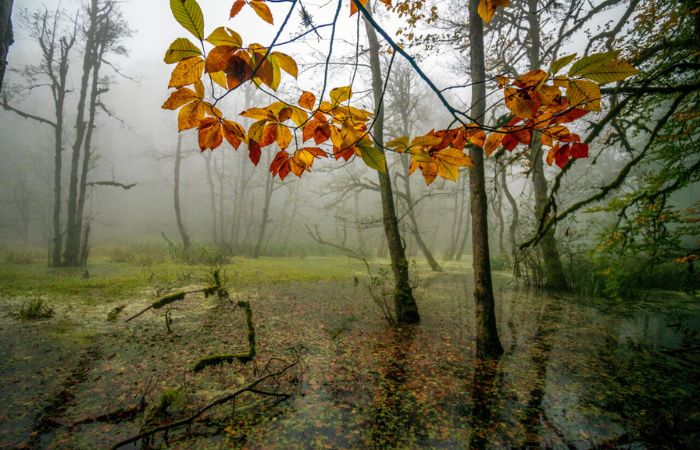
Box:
17;297;54;320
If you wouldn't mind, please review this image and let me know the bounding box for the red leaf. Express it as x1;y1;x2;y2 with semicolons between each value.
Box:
249;140;262;165
570;142;589;159
555;143;571;169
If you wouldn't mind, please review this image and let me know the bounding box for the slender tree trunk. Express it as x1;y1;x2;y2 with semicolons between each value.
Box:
354;192;368;255
253;168;273;258
64;0;98;266
500;167;521;277
469;0;503;357
526;0;567;289
402;158;441;271
75;47;103;263
173;135;191;250
492;178;507;258
203;151;219;244
51;77;66;267
0;0;13;93
455;196;471;261
364;13;419;324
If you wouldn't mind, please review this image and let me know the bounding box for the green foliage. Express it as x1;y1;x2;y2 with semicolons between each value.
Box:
489;253;511;272
17;296;54;320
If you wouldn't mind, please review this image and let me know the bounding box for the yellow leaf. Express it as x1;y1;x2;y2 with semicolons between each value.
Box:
330;86;352;105
222;119;246;149
272;52;298;78
194;79;204;99
198;117;223;151
276;125;292;149
567;79;601;111
410;135;442;148
249;0;274;24
170;0;205;40
553;76;569;89
210;71;228;89
164;38;201;64
434;147;474;168
205;46;238;74
504;87;537;119
410;149;431;163
477;0;509;24
177;100;206;131
386;135;410;151
168;57;204;88
162;87;198;110
240;107;275;121
206;27;242;47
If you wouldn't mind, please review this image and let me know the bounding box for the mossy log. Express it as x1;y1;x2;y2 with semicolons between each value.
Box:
125;285;220;322
192;300;256;372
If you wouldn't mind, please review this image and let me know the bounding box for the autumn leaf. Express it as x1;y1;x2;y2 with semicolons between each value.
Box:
270;150;291;180
272;52;298;78
330;86;352;105
504;87;537;118
250;0;273;24
162;87;200;110
248;140;262;165
570;142;589;159
433;147;474;181
276;124;292;149
177;100;206;131
240;107;275;121
230;0;246;18
549;53;576;75
299;91;316;110
205;46;239;73
170;0;205;40
206;27;243;47
514;69;547;89
477;0;510;24
222;119;246;149
386;135;410;151
567;79;601;111
411;135;442;148
198;117;223;151
484;128;506;156
350;0;369;16
210;71;228;89
169;57;204;88
164;38;202;64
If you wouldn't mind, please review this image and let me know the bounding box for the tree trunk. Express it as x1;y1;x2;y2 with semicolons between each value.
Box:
469;0;503;357
500;167;521;277
75;43;104;264
455;195;471;261
526;0;568;290
253;168;273;258
0;0;13;93
364;13;419;324
203;151;219;244
173;135;191;251
63;0;98;266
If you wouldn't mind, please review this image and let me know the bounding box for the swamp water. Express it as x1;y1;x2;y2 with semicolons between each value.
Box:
1;270;698;449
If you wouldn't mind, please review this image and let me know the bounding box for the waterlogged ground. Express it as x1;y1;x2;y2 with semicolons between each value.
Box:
0;256;698;449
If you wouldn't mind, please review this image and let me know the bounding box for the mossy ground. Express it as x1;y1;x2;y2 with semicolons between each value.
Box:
0;249;697;449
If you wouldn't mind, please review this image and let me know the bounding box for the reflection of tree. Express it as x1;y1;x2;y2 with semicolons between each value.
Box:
468;357;500;449
365;326;423;448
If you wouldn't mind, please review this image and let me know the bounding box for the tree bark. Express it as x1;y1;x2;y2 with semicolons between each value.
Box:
364;13;419;324
253;167;273;258
469;0;503;357
500;166;521;277
0;0;13;93
203;151;219;244
526;0;568;289
63;0;98;266
173;134;191;251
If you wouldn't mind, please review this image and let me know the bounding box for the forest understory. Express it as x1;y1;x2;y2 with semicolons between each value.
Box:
1;253;698;449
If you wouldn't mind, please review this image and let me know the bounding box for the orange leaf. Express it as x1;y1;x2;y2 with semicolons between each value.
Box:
205;46;239;74
162;87;199;110
350;0;369;16
477;0;509;23
222;119;246;149
484;128;506;156
230;0;246;18
198;118;223;151
299;91;316;110
270;150;291;180
250;0;273;24
168;57;204;88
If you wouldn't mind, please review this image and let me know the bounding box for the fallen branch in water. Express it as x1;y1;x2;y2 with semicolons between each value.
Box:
124;285;218;323
109;350;303;450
